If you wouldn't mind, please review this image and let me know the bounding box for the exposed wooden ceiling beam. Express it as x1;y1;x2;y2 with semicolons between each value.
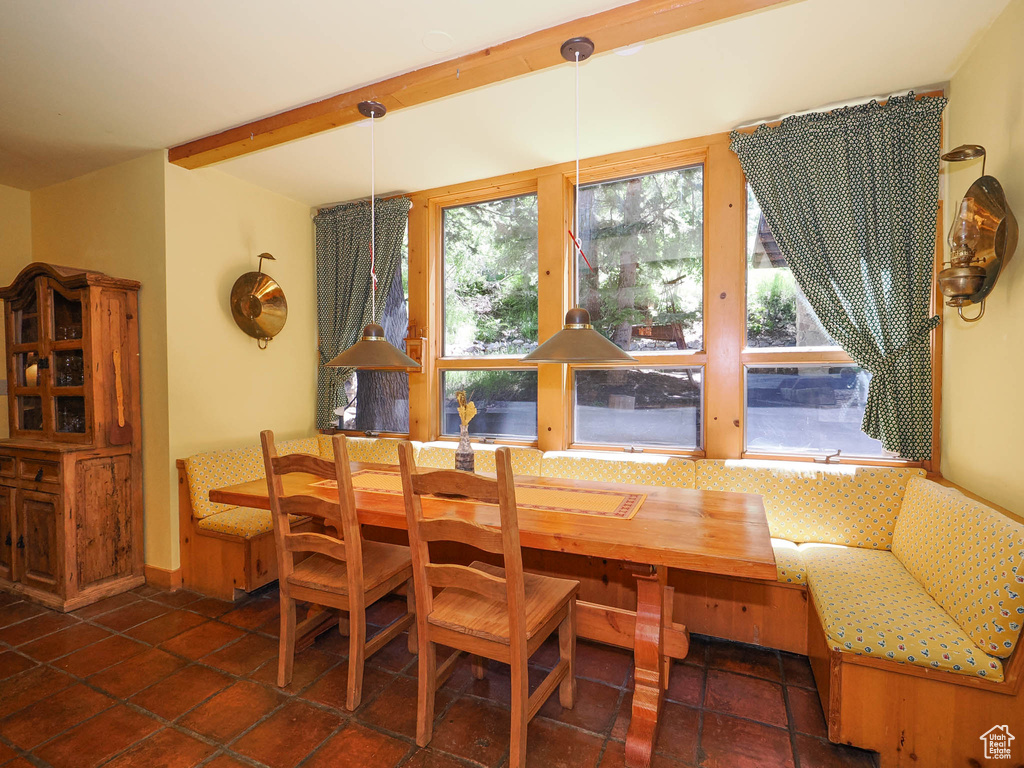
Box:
168;0;792;170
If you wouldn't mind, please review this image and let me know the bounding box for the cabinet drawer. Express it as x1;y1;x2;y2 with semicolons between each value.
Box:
0;456;14;478
18;458;61;485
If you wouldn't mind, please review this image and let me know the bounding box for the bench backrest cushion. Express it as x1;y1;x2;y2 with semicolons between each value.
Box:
185;436;318;520
417;442;543;476
697;460;925;548
540;451;696;488
316;435;411;464
893;477;1024;659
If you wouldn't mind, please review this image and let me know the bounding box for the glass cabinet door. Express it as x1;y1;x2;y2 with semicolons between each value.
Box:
51;290;83;341
13;287;39;345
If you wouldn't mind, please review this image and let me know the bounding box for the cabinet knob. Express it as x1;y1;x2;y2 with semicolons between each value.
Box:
16;535;24;549
3;533;9;547
34;469;43;482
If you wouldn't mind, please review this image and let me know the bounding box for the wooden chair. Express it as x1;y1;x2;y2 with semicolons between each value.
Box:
397;442;578;768
260;430;416;709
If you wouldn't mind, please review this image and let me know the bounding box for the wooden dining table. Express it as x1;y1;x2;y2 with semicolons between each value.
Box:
210;462;776;768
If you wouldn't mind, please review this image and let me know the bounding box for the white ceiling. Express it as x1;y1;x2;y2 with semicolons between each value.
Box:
0;0;1009;201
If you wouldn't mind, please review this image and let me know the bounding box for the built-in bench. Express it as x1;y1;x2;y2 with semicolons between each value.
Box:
176;436;1023;766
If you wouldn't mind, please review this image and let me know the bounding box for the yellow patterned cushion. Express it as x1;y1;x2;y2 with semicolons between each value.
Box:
696;460;925;548
196;507;306;539
185;436;320;520
417;442;543;476
802;544;1004;680
186;446;265;520
772;539;806;585
893;478;1024;659
317;435;410;465
540;451;696;488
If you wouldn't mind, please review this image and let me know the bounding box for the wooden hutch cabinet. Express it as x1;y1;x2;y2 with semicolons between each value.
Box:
0;263;143;611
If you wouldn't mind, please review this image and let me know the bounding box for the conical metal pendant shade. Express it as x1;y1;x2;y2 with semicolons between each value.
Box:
522;308;636;364
323;100;421;372
325;323;419;370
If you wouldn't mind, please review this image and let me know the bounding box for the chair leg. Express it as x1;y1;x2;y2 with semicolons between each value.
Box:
416;640;437;747
277;593;296;688
558;600;577;709
346;607;366;711
406;581;417;654
471;655;487;680
509;657;530;768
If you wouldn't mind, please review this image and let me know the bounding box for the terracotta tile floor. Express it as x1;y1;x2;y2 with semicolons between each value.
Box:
0;585;878;768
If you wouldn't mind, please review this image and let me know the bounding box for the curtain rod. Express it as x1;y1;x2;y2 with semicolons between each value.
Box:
732;85;946;133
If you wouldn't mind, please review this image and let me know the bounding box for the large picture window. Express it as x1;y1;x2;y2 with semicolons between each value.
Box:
577;165;704;352
442;193;538;357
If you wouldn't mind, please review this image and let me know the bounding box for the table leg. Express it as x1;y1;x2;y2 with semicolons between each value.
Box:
625;566;667;768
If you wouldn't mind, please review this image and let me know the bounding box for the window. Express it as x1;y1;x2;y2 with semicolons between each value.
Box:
574;368;702;449
743;187;892;458
577;165;703;351
745;366;887;456
443;193;538;356
440;370;537;441
569;164;705;451
340;228;410;433
745;187;835;348
405;133;937;465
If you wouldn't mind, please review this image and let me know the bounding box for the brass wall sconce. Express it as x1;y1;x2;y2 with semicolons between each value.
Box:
230;252;288;348
939;145;1018;322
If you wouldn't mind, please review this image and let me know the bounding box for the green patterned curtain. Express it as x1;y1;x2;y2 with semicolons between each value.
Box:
729;93;946;460
314;197;411;429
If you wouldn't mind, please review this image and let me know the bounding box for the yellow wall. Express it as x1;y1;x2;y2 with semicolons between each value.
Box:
942;0;1024;514
28;151;173;567
164;164;315;565
0;183;33;439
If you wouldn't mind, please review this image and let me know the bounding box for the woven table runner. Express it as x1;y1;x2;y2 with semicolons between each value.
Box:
311;469;645;520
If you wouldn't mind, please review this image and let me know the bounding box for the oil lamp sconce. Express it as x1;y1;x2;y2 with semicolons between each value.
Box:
939;145;1018;322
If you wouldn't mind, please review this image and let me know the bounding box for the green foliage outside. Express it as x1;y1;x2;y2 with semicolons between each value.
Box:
579;166;704;350
746;271;797;347
443;194;539;356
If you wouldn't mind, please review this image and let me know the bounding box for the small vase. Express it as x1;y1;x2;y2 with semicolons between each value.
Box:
455;425;475;472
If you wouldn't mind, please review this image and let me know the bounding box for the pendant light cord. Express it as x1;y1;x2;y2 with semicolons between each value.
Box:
574;50;580;261
370;111;377;320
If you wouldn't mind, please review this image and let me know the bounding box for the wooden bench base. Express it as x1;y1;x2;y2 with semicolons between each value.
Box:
808;593;1024;768
177;460;317;600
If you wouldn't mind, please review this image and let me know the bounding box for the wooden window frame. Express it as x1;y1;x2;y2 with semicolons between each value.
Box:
401;131;942;470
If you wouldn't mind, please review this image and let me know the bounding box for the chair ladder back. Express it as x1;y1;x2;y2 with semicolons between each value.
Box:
423;562;508;601
398;443;528;648
493;447;528;655
261;429;297;582
411;470;502;504
331;435;364;606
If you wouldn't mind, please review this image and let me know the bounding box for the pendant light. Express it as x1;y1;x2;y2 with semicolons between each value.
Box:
326;101;420;371
522;38;637;365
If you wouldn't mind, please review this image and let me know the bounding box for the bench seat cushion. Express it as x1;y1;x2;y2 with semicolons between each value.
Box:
893;477;1024;659
540;451;696;488
697;460;925;549
803;544;1004;680
417;442;543;476
772;539;806;585
317;435;416;465
195;507;302;539
185;436;319;520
